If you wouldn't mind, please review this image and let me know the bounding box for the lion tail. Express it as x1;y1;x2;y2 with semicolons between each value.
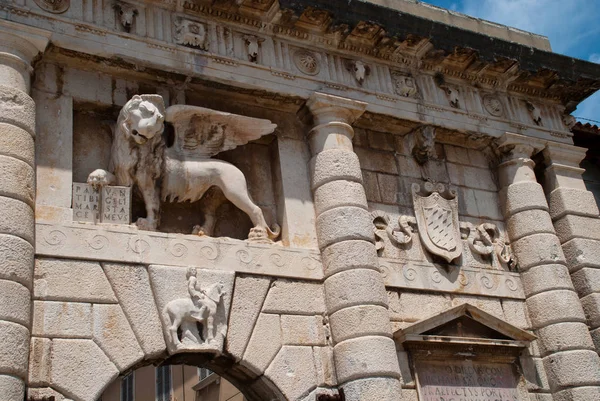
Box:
267;223;281;240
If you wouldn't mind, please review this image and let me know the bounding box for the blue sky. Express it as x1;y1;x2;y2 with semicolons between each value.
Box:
420;0;600;123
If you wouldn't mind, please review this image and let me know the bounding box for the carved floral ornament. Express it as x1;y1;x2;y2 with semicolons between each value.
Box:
293;49;320;75
86;94;280;243
33;0;70;14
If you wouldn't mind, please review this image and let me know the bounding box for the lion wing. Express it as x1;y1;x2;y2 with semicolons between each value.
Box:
165;105;277;158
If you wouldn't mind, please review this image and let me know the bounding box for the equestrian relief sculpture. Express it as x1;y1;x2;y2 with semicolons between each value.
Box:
87;94;280;242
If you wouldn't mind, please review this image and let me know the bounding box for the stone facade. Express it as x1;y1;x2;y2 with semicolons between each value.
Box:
1;1;600;401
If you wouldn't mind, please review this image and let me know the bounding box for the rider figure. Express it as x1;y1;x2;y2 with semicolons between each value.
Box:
187;268;207;319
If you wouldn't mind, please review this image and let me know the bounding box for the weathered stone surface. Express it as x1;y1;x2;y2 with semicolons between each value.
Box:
264;346;317;401
93;304;144;371
451;296;505;319
341;377;403;401
312;346;336;387
321;240;378;278
26;387;70;401
591;327;600;352
316;206;373;249
355;148;398;175
447;163;497;191
0;86;36;135
563;237;600;273
501;299;530;330
0;155;34;206
553;387;600;401
28;336;51;386
242;313;281;374
554;215;600;243
472;189;502;220
0;375;24;401
334;336;400;383
502;181;548;215
281;315;326;345
548;188;600;220
526;290;586;328
325;269;388;314
51;338;119;401
34;258;117;303
581;293;600;328
310;150;363;190
329;305;391;343
521;355;550;390
398;292;452;322
507;209;555;241
543;350;600;390
262;280;325;315
0;235;33;288
397;350;414;385
32;301;92;339
314;180;367;216
571;268;600;297
536;322;595;356
226;275;271;361
102;263;166;358
512;234;566;271
0;321;29;378
0;280;30;327
0;123;34;166
0;196;33;244
521;264;574;296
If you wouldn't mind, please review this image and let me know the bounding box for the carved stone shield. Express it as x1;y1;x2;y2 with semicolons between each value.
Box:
412;182;462;262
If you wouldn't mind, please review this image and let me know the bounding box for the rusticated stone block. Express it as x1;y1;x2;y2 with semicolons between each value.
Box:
562;237;600;273
334;336;400;383
521;264;574;296
329;305;391;343
264;346;317;401
0;235;33;288
571;268;600;297
51;338;119;401
543;350;600;390
281;315;326;346
0;123;34;166
32;301;92;339
316;206;373;249
321;240;378;278
521;355;549;390
0;196;33;244
536;322;595;356
324;268;388;314
35;258;117;303
581;293;600;329
554;215;600;243
342;377;403;401
526;290;586;329
0;321;29;378
314;180;367;216
501;300;530;330
548;187;599;220
103;263;166;358
502;181;548;215
512;233;565;271
226;275;271;361
0;86;36;135
591;327;600;352
93;304;144;371
242;313;281;373
262;280;325;315
0;375;24;401
0;156;34;207
553;386;600;401
0;280;30;327
507;209;555;241
310;149;362;190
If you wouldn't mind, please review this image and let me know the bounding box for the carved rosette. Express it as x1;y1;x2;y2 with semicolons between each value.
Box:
293;49;320;75
149;265;235;355
34;0;70;13
412;182;462;263
482;95;504;117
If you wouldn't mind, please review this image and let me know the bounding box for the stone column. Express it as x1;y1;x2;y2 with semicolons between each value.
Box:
305;93;402;401
0;20;50;401
542;143;600;354
498;133;600;401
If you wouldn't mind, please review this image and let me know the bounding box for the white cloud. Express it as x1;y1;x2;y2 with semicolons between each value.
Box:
590;53;600;64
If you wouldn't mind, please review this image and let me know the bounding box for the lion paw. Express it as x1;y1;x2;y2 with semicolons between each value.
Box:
136;217;158;231
192;225;206;236
87;169;114;189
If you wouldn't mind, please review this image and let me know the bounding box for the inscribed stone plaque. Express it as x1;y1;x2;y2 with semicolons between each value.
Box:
416;360;520;401
101;186;131;224
72;183;100;223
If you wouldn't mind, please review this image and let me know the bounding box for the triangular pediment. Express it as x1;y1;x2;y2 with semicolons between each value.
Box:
394;303;535;348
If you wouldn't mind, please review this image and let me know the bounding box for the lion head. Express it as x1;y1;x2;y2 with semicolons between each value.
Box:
119;94;165;145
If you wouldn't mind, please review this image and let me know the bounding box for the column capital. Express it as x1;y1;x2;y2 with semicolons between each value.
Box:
542;142;588;168
0;20;51;92
542;142;588;192
495;132;546;163
305;92;367;126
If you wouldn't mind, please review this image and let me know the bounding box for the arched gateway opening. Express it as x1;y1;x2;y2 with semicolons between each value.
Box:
99;352;286;401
